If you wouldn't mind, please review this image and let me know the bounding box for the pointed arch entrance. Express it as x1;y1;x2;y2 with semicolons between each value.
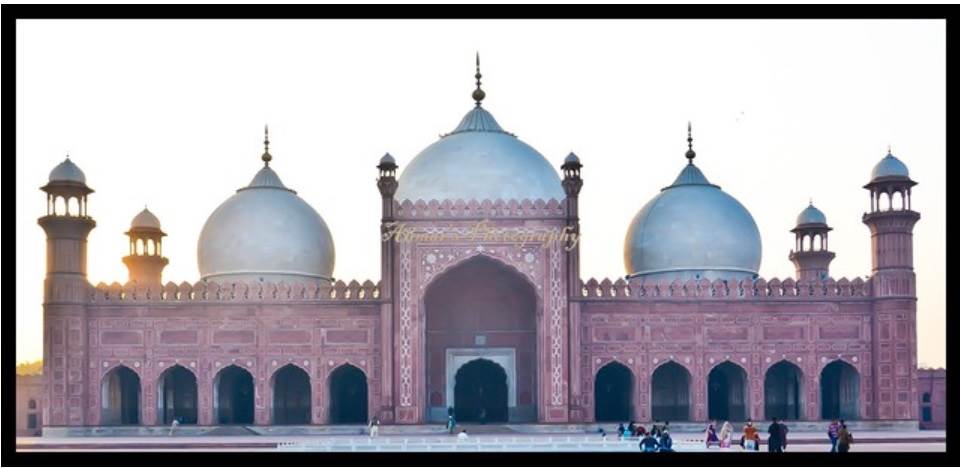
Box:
157;365;197;425
101;365;140;425
329;364;368;424
593;362;633;422
424;254;538;422
651;361;691;421
272;365;311;425
821;360;860;420
214;365;254;424
454;358;509;423
708;361;748;421
764;361;803;420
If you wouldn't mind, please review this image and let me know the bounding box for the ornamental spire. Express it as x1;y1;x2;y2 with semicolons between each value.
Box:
261;124;272;166
685;121;696;164
472;52;486;107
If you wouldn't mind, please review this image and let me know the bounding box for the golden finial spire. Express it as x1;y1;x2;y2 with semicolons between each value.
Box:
472;52;486;106
261;124;272;166
685;121;696;164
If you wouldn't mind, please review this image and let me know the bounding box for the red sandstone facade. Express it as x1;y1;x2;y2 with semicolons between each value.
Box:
38;148;923;430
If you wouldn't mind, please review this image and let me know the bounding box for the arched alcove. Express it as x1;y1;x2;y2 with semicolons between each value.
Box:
651;361;691;421
593;361;633;422
101;365;140;425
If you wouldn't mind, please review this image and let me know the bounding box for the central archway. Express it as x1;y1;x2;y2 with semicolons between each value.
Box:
594;362;633;422
454;358;508;423
424;255;538;423
764;361;803;420
329;364;368;424
821;360;860;420
708;361;748;421
101;365;140;425
272;365;311;425
651;362;691;421
214;365;254;424
157;365;197;425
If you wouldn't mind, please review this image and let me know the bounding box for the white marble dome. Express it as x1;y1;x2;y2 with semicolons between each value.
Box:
871;151;910;180
131;208;162;230
394;106;564;202
624;162;762;282
49;157;86;184
197;164;335;283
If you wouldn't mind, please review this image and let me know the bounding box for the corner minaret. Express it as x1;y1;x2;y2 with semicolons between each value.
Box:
122;207;169;285
38;156;97;303
862;148;920;296
788;201;835;281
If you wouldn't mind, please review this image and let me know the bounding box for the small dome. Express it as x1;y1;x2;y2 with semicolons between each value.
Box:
380;153;396;165
197;164;335;283
564;152;580;165
394;106;564;202
48;157;86;184
624;162;762;282
131;208;162;230
871;151;910;180
796;203;827;226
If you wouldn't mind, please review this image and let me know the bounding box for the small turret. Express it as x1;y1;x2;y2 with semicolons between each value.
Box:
788;201;835;282
122;207;169;285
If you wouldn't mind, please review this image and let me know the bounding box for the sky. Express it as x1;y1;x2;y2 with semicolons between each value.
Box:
15;19;945;368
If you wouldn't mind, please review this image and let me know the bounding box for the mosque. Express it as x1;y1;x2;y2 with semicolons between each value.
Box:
37;59;921;431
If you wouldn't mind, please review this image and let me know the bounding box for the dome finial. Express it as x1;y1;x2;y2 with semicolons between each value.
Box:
887;144;892;155
472;52;486;106
685;121;696;164
261;124;272;166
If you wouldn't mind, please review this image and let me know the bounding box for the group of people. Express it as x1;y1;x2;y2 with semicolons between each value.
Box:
599;421;674;452
827;419;854;452
705;418;787;451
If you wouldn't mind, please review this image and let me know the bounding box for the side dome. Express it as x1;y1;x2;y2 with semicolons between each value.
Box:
870;150;910;180
197;149;335;283
131;207;162;230
49;157;86;184
623;129;761;282
796;202;827;226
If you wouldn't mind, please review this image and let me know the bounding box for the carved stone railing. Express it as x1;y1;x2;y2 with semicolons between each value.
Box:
577;276;871;300
395;198;566;219
88;279;381;303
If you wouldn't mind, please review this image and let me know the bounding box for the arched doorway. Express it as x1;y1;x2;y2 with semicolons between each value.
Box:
214;365;254;424
593;362;633;422
424;255;538;422
101;365;140;425
821;360;860;420
157;365;197;425
272;365;311;425
708;361;748;421
651;362;691;421
454;358;508;423
329;364;368;424
764;361;803;420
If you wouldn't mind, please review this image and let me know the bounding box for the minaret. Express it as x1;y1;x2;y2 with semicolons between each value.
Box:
561;151;583;287
788;201;835;281
38;156;96;303
38;155;96;426
122;207;168;285
862;147;920;422
862;148;920;295
376;152;398;424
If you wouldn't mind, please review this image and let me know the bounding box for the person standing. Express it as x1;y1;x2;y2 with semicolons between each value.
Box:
837;424;853;453
168;417;180;436
767;417;784;452
780;420;789;451
616;422;626;440
719;421;734;448
705;421;720;448
658;430;674;452
827;419;840;452
741;420;760;451
446;407;456;434
368;419;380;438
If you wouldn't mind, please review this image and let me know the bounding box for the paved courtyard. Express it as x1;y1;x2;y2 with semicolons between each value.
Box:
16;430;945;452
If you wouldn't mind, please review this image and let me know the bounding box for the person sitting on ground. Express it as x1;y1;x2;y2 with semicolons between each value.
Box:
168;417;180;436
639;431;660;453
636;423;647;437
705;421;720;448
719;421;734;448
600;429;608;441
627;421;637;436
741;419;760;451
837;424;853;453
457;429;469;440
658;430;674;452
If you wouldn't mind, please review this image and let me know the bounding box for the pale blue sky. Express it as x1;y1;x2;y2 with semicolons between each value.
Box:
16;19;945;367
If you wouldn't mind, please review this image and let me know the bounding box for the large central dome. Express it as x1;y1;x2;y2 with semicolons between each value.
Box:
197;138;335;283
623;128;762;282
394;63;563;203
